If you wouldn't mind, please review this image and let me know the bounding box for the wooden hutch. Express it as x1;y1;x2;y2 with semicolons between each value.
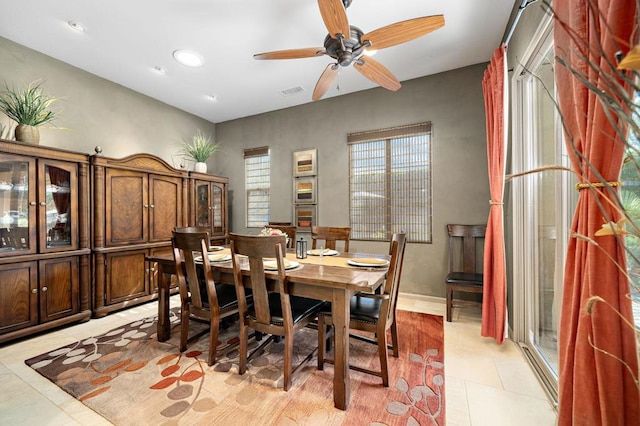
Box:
91;153;229;317
0;139;92;344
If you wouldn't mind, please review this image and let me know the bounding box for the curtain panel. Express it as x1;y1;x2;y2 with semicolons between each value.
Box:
481;44;508;343
554;0;639;424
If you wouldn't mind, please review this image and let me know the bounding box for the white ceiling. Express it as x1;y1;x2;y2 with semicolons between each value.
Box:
0;0;517;123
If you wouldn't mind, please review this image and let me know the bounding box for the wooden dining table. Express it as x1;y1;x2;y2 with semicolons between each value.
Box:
148;248;390;410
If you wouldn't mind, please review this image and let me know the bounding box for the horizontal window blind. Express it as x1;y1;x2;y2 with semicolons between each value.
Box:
245;147;270;227
348;123;432;243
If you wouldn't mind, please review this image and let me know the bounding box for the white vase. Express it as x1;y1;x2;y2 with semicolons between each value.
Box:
194;162;207;173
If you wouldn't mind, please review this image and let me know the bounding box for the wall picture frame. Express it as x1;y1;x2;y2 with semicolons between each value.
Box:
294;176;316;204
293;149;317;177
295;204;317;231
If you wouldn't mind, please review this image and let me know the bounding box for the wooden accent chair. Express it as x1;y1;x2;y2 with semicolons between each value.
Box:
229;233;325;391
317;232;407;387
445;224;486;322
311;226;351;252
265;224;297;249
171;230;244;365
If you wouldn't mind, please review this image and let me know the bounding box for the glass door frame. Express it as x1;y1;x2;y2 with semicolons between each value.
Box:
511;12;573;406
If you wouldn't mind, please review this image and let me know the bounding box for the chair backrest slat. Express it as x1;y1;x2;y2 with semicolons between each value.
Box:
264;225;297;249
311;226;351;252
447;224;486;274
172;230;212;310
230;233;290;329
383;233;407;323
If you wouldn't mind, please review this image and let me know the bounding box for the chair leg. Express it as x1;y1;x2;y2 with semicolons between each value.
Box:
180;305;190;352
390;321;399;358
377;331;390;387
208;315;220;366
317;315;325;371
238;321;248;375
283;333;293;391
446;285;453;322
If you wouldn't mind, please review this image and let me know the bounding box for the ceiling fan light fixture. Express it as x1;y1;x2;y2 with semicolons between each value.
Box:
173;49;204;68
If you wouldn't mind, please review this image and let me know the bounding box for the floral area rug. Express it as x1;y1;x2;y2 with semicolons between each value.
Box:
25;309;445;425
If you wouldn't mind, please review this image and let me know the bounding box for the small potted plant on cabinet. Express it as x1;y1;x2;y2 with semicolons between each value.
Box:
0;80;60;144
179;129;220;173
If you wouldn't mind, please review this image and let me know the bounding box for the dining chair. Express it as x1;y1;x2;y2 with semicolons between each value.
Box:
445;224;486;322
171;230;245;365
265;224;297;249
229;233;325;391
317;232;407;387
311;226;351;252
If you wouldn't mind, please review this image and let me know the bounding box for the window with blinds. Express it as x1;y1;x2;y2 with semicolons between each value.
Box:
244;146;270;228
348;122;432;243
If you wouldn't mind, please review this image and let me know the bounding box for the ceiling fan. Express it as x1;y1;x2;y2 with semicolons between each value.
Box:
253;0;445;101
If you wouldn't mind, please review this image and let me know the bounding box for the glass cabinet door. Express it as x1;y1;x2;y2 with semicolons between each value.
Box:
212;184;223;234
0;155;35;255
195;182;211;229
39;161;77;251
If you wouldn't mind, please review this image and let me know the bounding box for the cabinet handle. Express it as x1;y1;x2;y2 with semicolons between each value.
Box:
29;201;37;206
42;286;48;292
144;204;149;208
39;201;46;206
150;204;155;208
150;267;156;272
31;288;37;294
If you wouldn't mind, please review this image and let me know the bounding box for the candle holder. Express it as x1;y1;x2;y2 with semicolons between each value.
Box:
296;238;307;259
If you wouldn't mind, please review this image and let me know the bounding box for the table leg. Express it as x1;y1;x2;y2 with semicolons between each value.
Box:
157;263;171;342
332;288;351;410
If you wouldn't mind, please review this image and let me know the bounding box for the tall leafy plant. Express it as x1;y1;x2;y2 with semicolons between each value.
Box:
0;80;59;126
179;129;220;163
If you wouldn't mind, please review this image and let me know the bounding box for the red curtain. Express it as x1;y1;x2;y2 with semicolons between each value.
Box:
481;45;508;343
554;0;639;423
48;166;70;216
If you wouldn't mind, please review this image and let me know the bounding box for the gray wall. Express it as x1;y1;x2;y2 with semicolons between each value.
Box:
214;63;490;297
0;36;215;160
1;34;491;299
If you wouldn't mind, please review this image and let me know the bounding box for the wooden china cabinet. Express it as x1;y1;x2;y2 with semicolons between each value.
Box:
188;171;229;244
0;139;91;344
91;153;189;317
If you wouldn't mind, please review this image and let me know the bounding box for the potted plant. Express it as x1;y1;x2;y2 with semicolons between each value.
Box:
179;129;220;173
0;80;59;144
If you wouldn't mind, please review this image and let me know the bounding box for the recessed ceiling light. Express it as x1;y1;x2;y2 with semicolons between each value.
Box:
67;20;85;32
207;95;218;102
173;50;204;68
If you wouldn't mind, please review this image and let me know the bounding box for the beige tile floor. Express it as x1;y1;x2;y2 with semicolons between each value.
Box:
0;294;557;425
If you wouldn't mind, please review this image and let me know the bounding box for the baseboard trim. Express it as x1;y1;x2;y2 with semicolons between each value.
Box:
398;292;446;305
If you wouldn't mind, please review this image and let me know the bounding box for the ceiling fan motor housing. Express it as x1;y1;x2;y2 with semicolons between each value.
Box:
323;26;365;66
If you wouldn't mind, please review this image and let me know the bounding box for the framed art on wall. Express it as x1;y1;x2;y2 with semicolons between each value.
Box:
294;176;316;204
295;204;317;231
293;149;317;177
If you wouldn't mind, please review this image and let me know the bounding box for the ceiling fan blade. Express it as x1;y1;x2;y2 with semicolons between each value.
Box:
362;15;445;50
353;56;401;91
313;63;339;101
317;0;350;39
254;47;325;60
